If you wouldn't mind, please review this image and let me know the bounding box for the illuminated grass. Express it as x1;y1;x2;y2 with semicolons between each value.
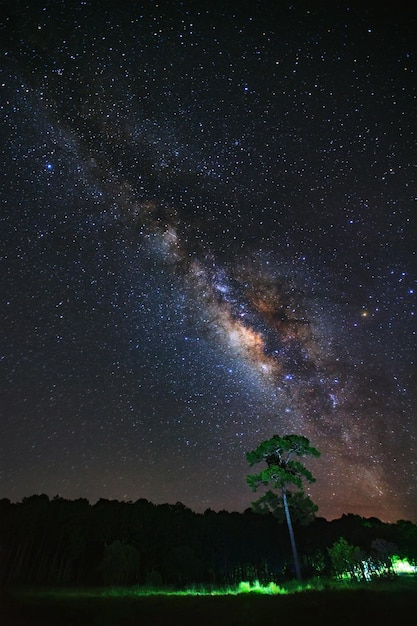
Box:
7;577;417;626
14;568;416;602
103;580;289;597
18;580;308;600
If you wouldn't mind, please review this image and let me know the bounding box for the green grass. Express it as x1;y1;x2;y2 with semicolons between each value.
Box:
2;577;416;626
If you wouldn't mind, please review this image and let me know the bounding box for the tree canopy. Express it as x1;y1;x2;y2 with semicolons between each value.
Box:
246;434;320;580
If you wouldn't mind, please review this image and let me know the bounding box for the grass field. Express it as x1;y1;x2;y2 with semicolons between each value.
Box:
1;578;416;626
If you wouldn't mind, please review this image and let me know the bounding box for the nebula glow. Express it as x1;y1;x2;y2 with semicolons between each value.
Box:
0;1;416;523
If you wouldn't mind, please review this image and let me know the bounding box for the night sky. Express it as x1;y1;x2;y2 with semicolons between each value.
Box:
1;1;416;523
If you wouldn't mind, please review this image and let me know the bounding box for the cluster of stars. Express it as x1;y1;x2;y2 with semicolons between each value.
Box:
0;1;416;522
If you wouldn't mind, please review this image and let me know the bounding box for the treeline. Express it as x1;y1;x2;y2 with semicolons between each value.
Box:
0;495;416;587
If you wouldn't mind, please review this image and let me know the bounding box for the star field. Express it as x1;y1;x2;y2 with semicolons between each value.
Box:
0;0;416;522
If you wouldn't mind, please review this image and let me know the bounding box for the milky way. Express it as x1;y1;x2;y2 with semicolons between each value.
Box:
1;1;416;522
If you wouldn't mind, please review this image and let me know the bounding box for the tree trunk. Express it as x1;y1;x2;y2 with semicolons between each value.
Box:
282;490;302;581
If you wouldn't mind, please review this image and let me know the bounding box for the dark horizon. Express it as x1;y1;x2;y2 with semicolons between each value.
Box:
1;491;416;525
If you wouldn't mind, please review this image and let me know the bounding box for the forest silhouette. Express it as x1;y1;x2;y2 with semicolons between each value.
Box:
1;495;416;587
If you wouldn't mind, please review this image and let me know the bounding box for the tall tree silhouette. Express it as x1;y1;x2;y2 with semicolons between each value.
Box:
246;434;320;581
